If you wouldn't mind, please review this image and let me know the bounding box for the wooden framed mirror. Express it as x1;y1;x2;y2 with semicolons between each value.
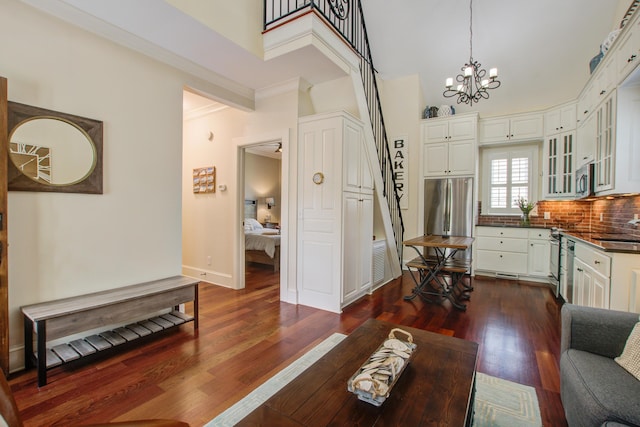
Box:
7;102;103;194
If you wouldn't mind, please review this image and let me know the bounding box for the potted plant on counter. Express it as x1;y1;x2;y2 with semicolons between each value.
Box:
516;197;535;226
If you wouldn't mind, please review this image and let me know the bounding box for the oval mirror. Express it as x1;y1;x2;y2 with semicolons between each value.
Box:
7;101;103;194
9;118;96;186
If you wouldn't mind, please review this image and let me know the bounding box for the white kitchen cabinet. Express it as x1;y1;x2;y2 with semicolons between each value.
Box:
423;139;475;177
422;115;477;143
544;103;576;134
616;14;640;83
479;112;543;145
577;53;617;123
527;229;551;278
297;111;374;313
476;227;529;276
422;114;477;177
344;124;373;194
342;192;373;305
576;111;596;167
475;227;550;282
594;92;616;193
609;251;640;313
543;131;575;198
601;81;640;196
572;242;611;309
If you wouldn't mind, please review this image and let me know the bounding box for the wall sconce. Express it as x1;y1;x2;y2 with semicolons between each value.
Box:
266;197;275;209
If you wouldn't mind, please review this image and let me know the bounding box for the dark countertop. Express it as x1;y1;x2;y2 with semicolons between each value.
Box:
476;224;640;254
560;231;640;254
476;223;550;230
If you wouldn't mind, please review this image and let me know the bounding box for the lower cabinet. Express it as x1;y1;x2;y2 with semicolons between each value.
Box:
528;236;551;277
342;192;373;306
572;242;611;309
567;239;639;313
475;227;550;281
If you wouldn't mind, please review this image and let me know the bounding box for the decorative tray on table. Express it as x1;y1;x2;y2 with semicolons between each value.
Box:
347;328;417;406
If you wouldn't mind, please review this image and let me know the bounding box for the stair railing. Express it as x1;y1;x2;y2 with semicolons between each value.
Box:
264;0;405;262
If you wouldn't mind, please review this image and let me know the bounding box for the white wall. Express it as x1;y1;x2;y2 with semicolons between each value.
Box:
181;83;300;296
378;74;423;242
0;0;284;371
245;153;282;224
166;0;264;58
182;106;249;286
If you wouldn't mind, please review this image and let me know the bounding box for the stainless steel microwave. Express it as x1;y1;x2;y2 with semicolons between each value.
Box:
575;163;594;198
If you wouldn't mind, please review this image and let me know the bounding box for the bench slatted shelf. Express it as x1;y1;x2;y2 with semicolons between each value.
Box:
21;275;199;387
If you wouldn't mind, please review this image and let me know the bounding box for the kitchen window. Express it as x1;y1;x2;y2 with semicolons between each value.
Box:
482;145;538;215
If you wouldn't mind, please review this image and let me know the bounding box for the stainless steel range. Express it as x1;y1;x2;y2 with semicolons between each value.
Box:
549;228;561;297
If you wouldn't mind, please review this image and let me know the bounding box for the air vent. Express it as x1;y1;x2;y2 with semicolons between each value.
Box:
373;240;386;285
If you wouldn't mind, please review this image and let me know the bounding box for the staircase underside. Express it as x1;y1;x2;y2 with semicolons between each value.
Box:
264;9;403;281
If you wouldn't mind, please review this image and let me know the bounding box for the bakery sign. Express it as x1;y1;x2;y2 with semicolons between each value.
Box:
392;135;408;210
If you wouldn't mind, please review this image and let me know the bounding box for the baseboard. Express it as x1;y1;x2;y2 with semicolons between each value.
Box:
182;265;232;287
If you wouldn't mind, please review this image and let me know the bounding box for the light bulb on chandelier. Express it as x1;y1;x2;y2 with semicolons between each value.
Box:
443;0;501;105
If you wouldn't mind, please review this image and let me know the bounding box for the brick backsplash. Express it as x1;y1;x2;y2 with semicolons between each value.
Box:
477;195;640;239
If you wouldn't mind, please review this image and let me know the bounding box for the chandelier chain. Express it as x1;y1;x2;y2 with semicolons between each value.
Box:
469;0;473;60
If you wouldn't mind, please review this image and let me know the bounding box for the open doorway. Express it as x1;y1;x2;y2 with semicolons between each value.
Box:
242;143;282;288
182;88;289;296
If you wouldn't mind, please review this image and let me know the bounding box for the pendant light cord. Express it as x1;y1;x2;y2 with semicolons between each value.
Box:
469;0;473;60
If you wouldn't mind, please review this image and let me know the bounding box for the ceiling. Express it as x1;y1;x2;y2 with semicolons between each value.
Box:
21;0;628;118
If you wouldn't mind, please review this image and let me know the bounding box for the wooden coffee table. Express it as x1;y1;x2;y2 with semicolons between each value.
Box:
237;318;478;426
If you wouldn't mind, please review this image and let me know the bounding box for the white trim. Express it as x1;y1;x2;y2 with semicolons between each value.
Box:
481;144;539;215
233;130;294;304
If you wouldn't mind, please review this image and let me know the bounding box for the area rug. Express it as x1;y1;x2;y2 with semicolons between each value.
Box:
206;333;542;427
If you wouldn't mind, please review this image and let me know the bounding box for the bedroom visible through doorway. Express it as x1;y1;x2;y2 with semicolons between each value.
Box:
242;143;282;287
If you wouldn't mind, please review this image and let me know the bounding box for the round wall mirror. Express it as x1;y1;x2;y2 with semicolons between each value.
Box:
7;101;103;194
9;118;96;186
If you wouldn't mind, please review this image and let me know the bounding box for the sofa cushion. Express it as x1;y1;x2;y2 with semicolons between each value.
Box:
615;322;640;381
561;349;640;426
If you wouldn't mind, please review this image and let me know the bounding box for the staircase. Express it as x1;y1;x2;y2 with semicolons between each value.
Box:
264;0;405;262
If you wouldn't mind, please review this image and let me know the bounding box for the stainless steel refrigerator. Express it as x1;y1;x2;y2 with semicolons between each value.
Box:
423;177;474;261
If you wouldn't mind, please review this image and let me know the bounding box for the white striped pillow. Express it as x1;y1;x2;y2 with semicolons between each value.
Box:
615;321;640;381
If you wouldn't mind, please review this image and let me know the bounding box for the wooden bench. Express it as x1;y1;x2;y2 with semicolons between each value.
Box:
21;275;199;387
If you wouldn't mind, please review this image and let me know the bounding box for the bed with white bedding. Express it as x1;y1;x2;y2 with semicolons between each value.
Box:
244;216;280;272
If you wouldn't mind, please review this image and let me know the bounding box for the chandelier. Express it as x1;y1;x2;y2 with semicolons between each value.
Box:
443;0;500;105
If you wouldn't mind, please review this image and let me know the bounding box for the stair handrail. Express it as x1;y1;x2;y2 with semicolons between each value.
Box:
264;0;405;261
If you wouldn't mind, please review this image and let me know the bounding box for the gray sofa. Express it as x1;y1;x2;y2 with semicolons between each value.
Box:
560;304;640;427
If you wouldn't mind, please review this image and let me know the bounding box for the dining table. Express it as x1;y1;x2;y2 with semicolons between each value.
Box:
403;234;475;310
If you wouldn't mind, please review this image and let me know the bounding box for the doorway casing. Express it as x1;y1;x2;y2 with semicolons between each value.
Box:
234;129;294;304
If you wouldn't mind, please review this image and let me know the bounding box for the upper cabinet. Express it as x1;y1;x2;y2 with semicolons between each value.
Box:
544;131;576;198
577;54;617;123
616;15;640;83
543;102;577;198
479;112;544;145
544;103;576;134
422;114;478;177
343;123;373;194
423;115;476;143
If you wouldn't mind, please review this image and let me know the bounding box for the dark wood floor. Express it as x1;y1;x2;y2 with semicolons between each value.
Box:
9;264;567;426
